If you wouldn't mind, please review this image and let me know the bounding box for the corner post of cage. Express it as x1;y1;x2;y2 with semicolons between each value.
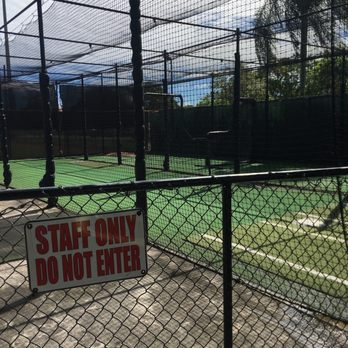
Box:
233;28;241;174
339;49;346;164
37;0;56;195
0;73;11;188
330;0;340;166
80;74;88;161
115;64;122;165
129;0;147;217
100;72;105;155
205;74;215;171
170;59;175;154
2;0;11;80
264;39;270;160
222;183;233;348
55;81;63;156
163;50;170;171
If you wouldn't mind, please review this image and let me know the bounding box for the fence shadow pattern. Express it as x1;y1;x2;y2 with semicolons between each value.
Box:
0;170;348;347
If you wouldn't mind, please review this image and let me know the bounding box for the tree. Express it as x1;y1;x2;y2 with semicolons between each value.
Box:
196;55;348;105
197;69;266;107
254;0;348;96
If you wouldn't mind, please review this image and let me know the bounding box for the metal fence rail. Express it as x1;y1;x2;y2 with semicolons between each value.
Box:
0;167;348;347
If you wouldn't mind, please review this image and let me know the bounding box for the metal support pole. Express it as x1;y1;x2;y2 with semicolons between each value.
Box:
0;74;11;188
222;183;233;348
2;0;11;79
163;50;170;171
211;73;215;130
37;0;56;199
129;0;147;215
170;59;175;149
206;73;215;170
265;41;270;160
233;29;241;174
115;64;122;164
81;74;88;160
100;72;104;154
330;0;338;164
340;50;346;163
55;81;63;156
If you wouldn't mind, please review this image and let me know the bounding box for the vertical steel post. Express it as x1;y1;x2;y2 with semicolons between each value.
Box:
129;0;147;215
222;183;233;348
2;0;11;80
81;74;88;160
55;81;63;156
163;50;170;171
265;41;270;160
100;72;105;154
340;49;346;162
170;59;175;147
233;29;241;174
115;64;122;164
211;73;215;130
37;0;56;195
330;0;338;164
206;73;215;171
0;74;11;188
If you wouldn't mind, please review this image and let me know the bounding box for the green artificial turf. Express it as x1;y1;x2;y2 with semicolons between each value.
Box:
5;155;348;319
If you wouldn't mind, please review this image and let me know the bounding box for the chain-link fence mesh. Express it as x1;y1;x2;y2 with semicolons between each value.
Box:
0;169;347;347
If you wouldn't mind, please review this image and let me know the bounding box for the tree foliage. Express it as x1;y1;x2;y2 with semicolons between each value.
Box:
197;56;348;105
253;0;348;95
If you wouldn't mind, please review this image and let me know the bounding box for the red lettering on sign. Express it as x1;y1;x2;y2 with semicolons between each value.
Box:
126;215;137;242
71;222;81;249
83;251;93;278
123;246;131;272
114;247;122;273
131;245;140;271
81;221;90;248
35;226;49;255
73;253;84;280
96;249;105;276
120;216;128;243
62;251;93;282
36;258;47;286
104;248;115;275
47;256;59;284
95;219;107;246
47;224;59;252
60;223;73;251
62;254;74;282
96;246;141;276
107;217;120;244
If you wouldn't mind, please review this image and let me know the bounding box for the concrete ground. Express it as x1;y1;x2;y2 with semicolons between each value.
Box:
0;199;347;347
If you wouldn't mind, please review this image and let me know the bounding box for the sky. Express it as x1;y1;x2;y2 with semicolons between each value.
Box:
0;0;34;28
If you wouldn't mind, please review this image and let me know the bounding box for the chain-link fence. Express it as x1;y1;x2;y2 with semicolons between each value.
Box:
0;167;348;347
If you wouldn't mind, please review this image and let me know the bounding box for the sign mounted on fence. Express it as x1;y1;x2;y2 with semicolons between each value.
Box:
24;209;147;293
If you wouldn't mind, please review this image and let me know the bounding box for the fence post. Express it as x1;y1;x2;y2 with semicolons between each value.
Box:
222;183;232;348
2;0;11;80
115;64;122;165
0;73;11;188
264;40;270;160
163;50;170;171
81;74;88;161
129;0;147;217
233;29;241;174
37;0;56;203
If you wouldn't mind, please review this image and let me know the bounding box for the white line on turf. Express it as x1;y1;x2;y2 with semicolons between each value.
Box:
297;212;348;226
203;234;348;286
264;221;346;244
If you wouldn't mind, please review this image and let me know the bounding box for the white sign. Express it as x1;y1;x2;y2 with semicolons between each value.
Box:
25;209;147;292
